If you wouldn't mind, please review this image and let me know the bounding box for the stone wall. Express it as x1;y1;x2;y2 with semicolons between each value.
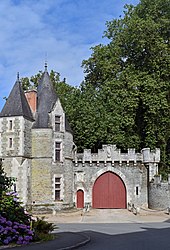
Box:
0;116;32;205
74;145;160;208
31;128;53;205
51;130;74;210
24;119;33;157
0;117;22;156
74;161;148;208
149;175;170;209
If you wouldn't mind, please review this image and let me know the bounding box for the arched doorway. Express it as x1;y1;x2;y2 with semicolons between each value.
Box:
76;189;84;208
92;171;126;208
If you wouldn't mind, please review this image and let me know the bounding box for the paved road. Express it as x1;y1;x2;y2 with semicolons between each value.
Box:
3;209;170;250
56;222;170;250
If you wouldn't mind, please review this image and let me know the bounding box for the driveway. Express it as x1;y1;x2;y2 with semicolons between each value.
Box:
41;208;170;224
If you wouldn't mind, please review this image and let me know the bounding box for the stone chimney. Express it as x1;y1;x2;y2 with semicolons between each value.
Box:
25;89;37;113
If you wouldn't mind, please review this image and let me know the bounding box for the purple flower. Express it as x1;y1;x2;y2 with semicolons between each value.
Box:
24;235;32;241
6;191;18;196
14;222;19;225
12;192;19;196
18;236;23;241
6;236;12;243
6;221;12;227
27;230;34;235
0;217;6;223
6;191;13;195
3;239;9;245
22;241;28;245
19;224;27;229
0;227;4;233
16;240;22;245
5;226;12;232
11;228;17;233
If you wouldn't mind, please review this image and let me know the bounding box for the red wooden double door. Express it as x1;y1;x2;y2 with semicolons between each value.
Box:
92;171;126;208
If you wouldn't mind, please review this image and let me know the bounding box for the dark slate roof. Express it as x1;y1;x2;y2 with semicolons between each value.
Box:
33;67;73;133
0;78;34;121
33;69;58;128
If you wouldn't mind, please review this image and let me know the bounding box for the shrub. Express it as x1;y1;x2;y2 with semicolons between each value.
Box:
0;215;34;245
0;164;56;245
0;160;14;198
32;217;57;241
0;191;31;225
0;191;34;246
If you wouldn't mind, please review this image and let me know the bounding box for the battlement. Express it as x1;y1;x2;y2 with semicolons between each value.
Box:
74;145;160;165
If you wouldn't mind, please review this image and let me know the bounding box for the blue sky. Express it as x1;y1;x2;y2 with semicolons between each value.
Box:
0;0;139;111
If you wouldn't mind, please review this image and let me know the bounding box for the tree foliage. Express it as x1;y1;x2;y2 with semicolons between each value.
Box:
0;160;14;198
21;0;170;166
80;0;170;165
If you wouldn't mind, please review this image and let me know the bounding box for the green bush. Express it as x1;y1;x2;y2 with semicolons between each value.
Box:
0;191;31;225
32;217;57;241
0;161;14;198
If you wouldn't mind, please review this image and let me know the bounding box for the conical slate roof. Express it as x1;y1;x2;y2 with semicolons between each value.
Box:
0;76;34;121
33;66;73;133
33;67;58;128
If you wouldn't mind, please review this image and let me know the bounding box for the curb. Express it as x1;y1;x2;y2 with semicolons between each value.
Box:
58;233;91;250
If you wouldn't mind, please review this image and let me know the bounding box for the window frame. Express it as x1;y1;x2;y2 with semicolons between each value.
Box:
55;142;61;162
55;115;61;132
54;177;61;201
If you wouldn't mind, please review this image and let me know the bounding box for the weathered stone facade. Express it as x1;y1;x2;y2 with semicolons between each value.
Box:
74;145;160;209
0;68;165;212
149;175;170;209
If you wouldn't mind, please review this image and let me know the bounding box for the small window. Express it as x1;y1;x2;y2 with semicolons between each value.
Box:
55;177;60;182
136;186;139;196
9;138;13;148
55;116;60;131
9;120;13;130
55;190;60;200
55;142;61;161
55;184;60;189
55;177;61;201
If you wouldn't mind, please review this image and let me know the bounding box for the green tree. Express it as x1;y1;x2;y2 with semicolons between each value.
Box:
82;0;170;162
0;159;14;197
20;0;170;163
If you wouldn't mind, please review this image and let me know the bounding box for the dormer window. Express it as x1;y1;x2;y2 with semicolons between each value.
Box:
9;120;13;130
55;116;61;131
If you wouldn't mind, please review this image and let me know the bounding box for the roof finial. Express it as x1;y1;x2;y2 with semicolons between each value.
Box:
45;52;48;72
45;61;48;72
17;72;20;81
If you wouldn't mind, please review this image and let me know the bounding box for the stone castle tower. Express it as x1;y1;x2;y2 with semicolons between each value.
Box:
0;66;163;212
0;66;74;211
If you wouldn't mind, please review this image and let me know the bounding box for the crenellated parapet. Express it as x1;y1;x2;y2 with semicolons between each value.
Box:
74;145;160;167
141;148;160;163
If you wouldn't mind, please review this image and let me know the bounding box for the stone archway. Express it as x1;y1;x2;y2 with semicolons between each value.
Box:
92;171;126;208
